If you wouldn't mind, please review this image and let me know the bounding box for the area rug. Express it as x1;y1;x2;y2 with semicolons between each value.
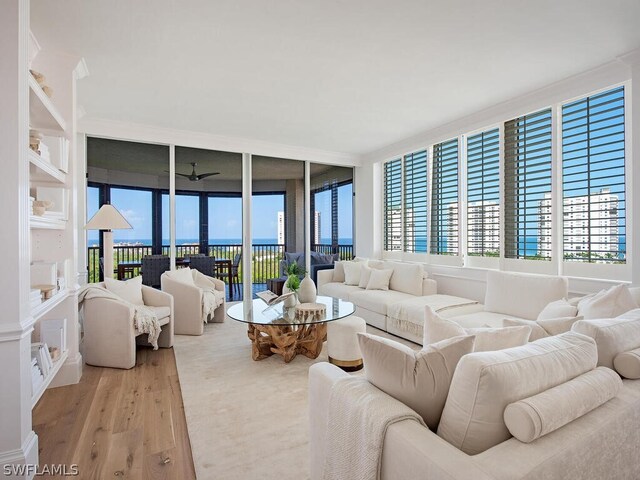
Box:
173;303;418;480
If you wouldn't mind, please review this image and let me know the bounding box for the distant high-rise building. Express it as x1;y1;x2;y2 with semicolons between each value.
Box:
466;201;500;255
277;211;285;245
313;211;321;244
387;208;403;251
538;188;620;261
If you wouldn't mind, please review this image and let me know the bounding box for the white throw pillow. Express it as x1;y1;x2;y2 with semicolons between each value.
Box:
366;268;393;291
424;307;531;352
104;276;144;305
332;261;345;283
503;318;549;341
358;333;475;430
358;265;372;288
577;284;637;320
629;287;640;307
383;261;424;296
342;261;362;286
171;267;195;285
537;299;578;320
536;315;583;336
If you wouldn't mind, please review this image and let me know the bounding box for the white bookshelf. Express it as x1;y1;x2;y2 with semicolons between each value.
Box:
31;288;69;322
28;149;66;184
30;215;66;230
31;349;69;408
28;73;66;133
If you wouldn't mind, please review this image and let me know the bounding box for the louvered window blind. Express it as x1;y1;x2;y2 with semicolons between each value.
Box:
467;128;500;257
562;86;625;264
504;108;553;260
430;139;459;255
384;159;402;251
403;150;428;252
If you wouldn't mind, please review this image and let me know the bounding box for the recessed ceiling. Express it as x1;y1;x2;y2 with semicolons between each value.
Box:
32;0;640;155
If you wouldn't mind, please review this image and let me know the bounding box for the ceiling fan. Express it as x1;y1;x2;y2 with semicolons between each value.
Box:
170;162;220;181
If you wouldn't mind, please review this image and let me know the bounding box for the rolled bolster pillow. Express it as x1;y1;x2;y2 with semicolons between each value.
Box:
504;367;622;443
614;348;640;379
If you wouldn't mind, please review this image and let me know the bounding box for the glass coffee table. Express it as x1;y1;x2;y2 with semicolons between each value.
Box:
227;295;355;363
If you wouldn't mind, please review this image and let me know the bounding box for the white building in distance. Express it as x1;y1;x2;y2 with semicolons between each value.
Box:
277;211;285;245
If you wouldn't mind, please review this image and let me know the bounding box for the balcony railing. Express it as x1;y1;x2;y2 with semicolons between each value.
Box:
311;244;354;260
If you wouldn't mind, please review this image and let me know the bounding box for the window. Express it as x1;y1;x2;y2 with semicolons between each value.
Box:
430;139;459;255
562;86;625;264
383;159;402;251
162;193;200;256
403;150;428;252
86;186;100;247
504;109;553;260
466;129;500;257
111;188;153;246
208;196;242;244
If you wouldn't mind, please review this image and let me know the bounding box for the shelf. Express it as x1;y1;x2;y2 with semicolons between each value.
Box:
28;74;66;133
28;149;66;184
30;215;66;230
31;349;68;408
31;288;69;322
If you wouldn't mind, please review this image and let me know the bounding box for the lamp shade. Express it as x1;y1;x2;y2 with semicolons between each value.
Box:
85;204;133;230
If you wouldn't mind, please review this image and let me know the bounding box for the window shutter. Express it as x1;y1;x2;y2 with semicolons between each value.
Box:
384;159;402;251
467;128;500;257
403;150;428;252
562;86;625;263
430;139;459;255
504;109;553;260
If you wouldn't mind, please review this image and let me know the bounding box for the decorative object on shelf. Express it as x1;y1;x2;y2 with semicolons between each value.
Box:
29;129;43;153
32;199;52;216
295;302;326;321
84;204;133;279
33;284;56;300
298;273;317;303
29;69;53;98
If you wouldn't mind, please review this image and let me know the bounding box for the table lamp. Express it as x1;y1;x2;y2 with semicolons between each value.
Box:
85;204;133;279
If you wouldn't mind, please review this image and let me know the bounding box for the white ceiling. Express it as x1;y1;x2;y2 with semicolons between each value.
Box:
32;0;640;156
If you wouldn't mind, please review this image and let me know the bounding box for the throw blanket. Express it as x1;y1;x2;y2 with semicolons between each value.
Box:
322;377;426;480
78;285;162;349
387;294;480;339
192;270;224;323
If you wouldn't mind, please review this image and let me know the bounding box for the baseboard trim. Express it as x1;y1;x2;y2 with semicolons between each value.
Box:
0;430;38;479
49;353;82;388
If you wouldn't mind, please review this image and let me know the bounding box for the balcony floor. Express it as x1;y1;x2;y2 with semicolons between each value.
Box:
226;282;268;302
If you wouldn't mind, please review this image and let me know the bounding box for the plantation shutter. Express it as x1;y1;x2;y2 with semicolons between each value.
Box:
384;159;402;251
504;109;553;260
466;128;500;257
430;139;459;255
403;150;428;252
562;86;625;263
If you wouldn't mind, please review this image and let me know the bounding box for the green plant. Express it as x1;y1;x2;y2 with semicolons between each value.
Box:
285;260;306;277
285;273;301;291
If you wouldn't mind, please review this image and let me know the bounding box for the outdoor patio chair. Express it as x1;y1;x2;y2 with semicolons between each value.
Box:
189;255;216;277
141;255;170;288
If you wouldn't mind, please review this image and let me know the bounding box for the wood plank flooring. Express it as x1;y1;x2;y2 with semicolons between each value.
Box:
32;347;196;480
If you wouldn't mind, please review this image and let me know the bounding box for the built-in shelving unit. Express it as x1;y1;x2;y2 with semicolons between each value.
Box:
28;73;66;132
31;289;69;322
30;215;66;230
28;149;66;184
31;349;69;408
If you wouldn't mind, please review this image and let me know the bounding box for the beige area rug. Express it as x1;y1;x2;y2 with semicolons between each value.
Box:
173;303;418;480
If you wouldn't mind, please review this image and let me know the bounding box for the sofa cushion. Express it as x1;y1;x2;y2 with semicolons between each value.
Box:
104;276;144;305
424;307;531;352
537;315;583;335
450;310;528;329
572;308;640;368
358;333;475;431
503;318;549;341
366;268;393;291
349;289;415;316
630;287;640;307
576;284;637;320
437;332;598;455
484;271;568;320
537;299;578;320
503;367;621;443
146;305;171;320
383;261;424;297
343;261;363;286
614;347;640;379
318;282;362;301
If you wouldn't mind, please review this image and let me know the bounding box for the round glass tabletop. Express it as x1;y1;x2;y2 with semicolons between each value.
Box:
227;295;355;326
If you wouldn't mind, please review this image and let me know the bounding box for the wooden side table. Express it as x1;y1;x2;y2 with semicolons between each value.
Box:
266;277;285;296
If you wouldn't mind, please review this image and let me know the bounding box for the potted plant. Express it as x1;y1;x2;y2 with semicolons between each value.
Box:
282;262;303;307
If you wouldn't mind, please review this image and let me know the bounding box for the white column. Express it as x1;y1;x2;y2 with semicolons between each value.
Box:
242;153;252;302
354;162;381;258
304;161;311;273
169;145;176;268
0;0;39;475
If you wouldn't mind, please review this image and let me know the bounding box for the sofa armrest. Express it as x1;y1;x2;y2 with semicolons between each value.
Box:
142;284;172;307
317;268;334;290
309;362;350;480
381;421;497;480
311;263;334;285
422;278;438;296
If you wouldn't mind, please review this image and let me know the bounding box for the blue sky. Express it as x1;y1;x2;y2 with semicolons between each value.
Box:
88;184;353;244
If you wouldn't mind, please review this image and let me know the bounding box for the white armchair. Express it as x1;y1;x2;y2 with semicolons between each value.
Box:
82;283;174;369
161;268;226;335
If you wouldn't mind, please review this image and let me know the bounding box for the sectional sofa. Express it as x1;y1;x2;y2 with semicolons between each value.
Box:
318;262;569;344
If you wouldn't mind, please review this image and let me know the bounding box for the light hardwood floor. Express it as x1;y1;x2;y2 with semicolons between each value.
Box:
33;347;196;480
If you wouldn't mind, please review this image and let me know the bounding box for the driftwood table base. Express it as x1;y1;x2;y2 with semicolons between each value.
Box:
247;323;327;363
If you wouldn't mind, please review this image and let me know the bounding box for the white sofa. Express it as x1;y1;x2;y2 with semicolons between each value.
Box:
319;265;569;344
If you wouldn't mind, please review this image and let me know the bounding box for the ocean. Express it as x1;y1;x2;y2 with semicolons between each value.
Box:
89;237;354;247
